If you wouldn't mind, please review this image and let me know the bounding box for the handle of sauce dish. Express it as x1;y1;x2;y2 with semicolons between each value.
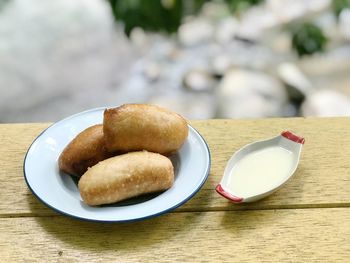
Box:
281;131;305;144
215;184;243;203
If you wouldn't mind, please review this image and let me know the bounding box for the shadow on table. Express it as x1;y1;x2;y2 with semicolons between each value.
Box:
27;192;205;252
218;165;308;233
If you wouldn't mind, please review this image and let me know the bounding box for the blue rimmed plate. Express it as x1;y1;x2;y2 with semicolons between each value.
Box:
24;108;211;222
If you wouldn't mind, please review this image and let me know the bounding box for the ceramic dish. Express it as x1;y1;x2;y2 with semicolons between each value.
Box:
216;131;304;203
24;108;211;222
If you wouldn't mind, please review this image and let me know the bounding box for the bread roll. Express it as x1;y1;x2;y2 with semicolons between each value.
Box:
78;151;174;206
58;124;110;177
103;104;188;154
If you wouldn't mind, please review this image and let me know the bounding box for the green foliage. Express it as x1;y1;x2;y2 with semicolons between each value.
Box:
182;0;210;16
224;0;264;14
107;0;264;36
291;23;328;57
332;0;350;18
108;0;186;36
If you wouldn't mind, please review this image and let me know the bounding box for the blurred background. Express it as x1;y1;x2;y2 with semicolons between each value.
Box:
1;0;350;122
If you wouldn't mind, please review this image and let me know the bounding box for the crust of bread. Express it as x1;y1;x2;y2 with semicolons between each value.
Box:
58;124;111;177
103;104;188;154
78;151;174;206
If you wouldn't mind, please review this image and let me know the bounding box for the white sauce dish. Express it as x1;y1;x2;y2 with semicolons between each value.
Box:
216;131;305;203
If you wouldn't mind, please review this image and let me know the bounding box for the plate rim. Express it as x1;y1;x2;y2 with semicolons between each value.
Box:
23;107;211;223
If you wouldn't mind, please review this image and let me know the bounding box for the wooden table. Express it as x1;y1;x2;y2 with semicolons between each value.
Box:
0;118;349;262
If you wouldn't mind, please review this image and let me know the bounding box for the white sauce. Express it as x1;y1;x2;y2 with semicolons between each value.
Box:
228;146;294;198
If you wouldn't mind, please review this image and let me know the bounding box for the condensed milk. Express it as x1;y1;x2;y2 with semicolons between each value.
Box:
227;146;294;197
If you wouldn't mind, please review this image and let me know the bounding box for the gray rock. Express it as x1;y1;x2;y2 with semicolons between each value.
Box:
148;92;216;119
282;103;298;117
266;0;331;22
215;17;238;44
301;90;350;117
236;0;331;41
183;69;215;92
236;5;277;41
217;69;288;118
143;62;162;82
0;0;135;122
339;9;350;41
129;27;151;53
178;18;214;47
277;63;314;101
211;54;233;77
200;1;230;20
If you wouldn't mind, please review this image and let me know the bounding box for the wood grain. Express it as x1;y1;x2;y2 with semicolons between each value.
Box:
0;208;349;262
1;119;349;262
1;118;350;216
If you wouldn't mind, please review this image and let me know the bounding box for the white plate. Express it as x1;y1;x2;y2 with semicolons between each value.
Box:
24;108;211;222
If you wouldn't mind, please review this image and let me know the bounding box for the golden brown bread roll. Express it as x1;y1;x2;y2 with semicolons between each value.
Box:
58;124;111;177
103;104;189;154
78;151;174;206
